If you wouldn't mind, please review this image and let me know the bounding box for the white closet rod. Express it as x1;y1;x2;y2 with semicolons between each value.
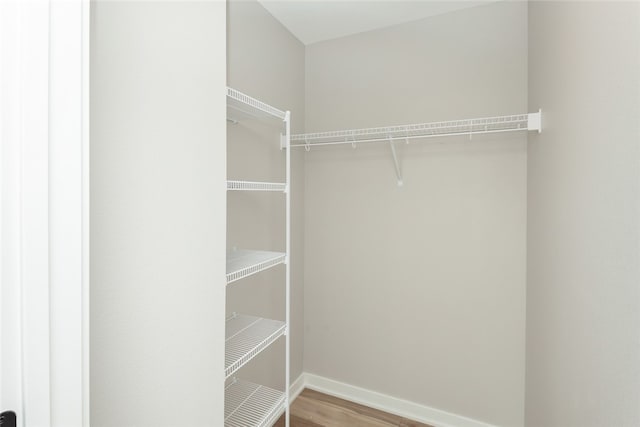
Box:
290;110;541;149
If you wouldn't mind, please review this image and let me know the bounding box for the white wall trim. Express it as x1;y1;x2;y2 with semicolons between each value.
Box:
0;1;88;425
13;2;52;426
289;373;306;402
49;1;89;426
297;373;499;427
0;3;29;421
80;1;91;425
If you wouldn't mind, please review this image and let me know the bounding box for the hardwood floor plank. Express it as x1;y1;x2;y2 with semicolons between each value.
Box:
273;389;434;427
293;393;396;427
299;390;403;425
398;419;433;427
273;414;322;427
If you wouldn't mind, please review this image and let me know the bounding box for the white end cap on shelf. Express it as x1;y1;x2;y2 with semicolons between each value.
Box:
528;109;542;133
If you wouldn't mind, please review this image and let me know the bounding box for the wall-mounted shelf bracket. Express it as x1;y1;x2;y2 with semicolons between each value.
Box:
388;138;403;187
528;109;542;133
279;112;290;149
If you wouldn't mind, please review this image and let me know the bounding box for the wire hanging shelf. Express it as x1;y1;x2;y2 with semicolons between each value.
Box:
225;378;286;427
226;249;286;285
227;87;286;123
227;180;286;192
290;111;541;148
225;313;286;379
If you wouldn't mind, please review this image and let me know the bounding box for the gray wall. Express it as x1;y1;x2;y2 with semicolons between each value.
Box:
304;3;527;426
526;2;640;426
226;0;306;387
90;2;227;425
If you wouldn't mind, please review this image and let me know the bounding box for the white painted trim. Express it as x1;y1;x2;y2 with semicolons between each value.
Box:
81;1;91;425
0;1;23;419
49;0;87;426
299;373;499;427
0;2;88;425
0;3;26;421
289;373;306;402
273;374;305;427
19;1;52;425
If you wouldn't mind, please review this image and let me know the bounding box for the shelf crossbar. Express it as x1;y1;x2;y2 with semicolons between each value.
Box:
290;112;542;148
225;314;286;379
225;378;286;427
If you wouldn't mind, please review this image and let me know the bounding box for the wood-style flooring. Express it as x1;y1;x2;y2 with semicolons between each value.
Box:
273;389;434;427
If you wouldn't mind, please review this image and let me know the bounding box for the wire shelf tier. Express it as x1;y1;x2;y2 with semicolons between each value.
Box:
227;249;286;285
290;112;540;148
227;180;286;192
225;313;286;379
225;378;286;427
227;87;286;122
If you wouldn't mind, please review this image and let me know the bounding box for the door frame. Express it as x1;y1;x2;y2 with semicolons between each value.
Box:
0;1;90;425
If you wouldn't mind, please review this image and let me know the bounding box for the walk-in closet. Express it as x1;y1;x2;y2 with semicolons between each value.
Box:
82;1;640;427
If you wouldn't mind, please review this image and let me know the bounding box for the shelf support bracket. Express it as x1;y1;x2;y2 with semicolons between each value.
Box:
528;109;542;133
388;137;403;187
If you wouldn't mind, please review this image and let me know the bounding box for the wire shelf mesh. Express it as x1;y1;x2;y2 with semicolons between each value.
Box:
227;87;286;121
226;249;286;285
290;113;531;147
227;180;286;192
225;378;286;427
225;314;286;379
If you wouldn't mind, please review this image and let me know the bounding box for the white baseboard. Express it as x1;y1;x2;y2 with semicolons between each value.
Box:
273;374;305;424
296;373;499;427
289;373;306;401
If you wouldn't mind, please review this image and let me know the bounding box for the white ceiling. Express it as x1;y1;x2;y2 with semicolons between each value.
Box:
257;1;497;45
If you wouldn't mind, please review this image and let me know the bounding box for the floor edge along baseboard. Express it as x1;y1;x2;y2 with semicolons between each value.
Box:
293;373;499;427
290;373;306;401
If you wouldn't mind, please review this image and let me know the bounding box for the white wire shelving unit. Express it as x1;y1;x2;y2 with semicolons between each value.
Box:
290;110;542;186
225;378;286;427
225;313;286;378
225;87;291;427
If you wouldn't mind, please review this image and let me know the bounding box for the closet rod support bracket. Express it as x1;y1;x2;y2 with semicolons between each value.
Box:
388;139;403;187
